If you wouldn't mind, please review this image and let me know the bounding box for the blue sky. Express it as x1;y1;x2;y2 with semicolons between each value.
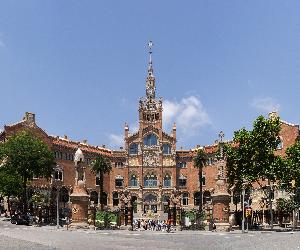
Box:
0;1;300;149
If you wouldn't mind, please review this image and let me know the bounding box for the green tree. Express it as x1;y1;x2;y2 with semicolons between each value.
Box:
0;131;55;213
285;141;300;189
193;149;208;213
90;155;112;211
225;115;282;190
0;168;22;212
225;115;283;228
283;141;300;226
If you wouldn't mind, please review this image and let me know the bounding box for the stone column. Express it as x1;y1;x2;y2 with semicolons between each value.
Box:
119;188;132;229
137;188;143;217
69;181;89;229
127;206;132;226
211;178;231;232
169;204;174;224
120;208;125;226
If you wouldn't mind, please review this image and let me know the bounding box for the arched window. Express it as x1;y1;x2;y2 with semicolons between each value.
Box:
163;195;170;203
177;162;187;168
143;134;158;146
144;173;158;187
132;196;137;213
101;192;108;206
113;192;119;206
178;175;187;187
90;191;98;204
194;192;201;206
162;144;171;155
277;137;283;150
182;193;189;206
130;174;138;187
115;176;124;187
144;194;157;203
203;191;211;204
163;174;171;187
129;143;138;155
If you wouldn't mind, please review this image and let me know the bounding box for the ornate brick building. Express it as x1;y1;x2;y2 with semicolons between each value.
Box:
0;46;299;223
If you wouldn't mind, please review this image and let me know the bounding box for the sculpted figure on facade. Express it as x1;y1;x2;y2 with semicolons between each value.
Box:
119;187;132;209
163;157;176;167
170;187;181;206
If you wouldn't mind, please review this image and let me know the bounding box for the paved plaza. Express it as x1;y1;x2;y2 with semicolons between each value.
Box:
1;220;300;250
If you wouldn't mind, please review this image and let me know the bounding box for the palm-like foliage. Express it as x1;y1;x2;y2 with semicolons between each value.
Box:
193;149;208;212
90;155;112;211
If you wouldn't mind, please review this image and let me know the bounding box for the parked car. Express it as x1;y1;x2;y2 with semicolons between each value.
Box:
11;214;31;225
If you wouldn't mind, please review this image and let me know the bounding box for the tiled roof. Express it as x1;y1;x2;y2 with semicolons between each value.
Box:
281;120;299;127
50;136;111;156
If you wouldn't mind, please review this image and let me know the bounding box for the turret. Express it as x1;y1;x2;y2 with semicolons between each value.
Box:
124;122;129;138
172;122;177;139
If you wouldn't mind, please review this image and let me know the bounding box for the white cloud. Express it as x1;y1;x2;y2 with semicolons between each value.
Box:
250;97;280;113
163;100;181;125
163;96;212;136
108;133;124;148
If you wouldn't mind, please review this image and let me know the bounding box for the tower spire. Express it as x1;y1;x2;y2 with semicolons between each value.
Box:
145;40;156;99
148;40;154;76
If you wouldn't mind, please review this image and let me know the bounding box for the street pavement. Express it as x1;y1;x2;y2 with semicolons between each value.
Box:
1;220;300;250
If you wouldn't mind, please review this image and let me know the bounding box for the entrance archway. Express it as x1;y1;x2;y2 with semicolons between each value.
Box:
143;193;157;214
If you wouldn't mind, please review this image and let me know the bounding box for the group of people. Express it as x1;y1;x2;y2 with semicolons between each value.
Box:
133;219;172;232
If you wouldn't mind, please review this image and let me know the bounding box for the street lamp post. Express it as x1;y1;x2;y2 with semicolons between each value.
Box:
57;186;60;229
55;180;63;229
268;181;274;230
242;187;245;233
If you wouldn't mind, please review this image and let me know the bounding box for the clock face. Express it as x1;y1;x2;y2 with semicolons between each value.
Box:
147;88;154;96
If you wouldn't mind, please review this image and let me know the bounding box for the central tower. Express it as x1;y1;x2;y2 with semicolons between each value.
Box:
124;41;177;219
139;41;163;131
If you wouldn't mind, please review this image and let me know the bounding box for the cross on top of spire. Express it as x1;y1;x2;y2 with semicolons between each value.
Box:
148;40;154;76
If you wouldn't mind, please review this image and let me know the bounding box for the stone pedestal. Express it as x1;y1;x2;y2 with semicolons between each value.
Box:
211;178;231;232
119;188;132;228
69;181;89;229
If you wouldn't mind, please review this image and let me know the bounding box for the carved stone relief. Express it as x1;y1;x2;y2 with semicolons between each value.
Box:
143;150;159;167
163;157;176;166
128;157;139;166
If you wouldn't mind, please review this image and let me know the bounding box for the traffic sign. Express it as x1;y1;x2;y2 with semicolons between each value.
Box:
245;208;252;218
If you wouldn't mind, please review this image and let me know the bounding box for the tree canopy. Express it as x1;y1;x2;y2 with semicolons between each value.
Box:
90;154;112;210
225;115;283;191
285;141;300;189
0;130;55;212
194;149;208;170
90;155;112;176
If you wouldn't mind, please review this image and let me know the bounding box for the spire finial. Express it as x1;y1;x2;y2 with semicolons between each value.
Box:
148;40;154;76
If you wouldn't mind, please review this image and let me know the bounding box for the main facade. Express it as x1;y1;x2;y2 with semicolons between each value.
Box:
0;47;299;222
